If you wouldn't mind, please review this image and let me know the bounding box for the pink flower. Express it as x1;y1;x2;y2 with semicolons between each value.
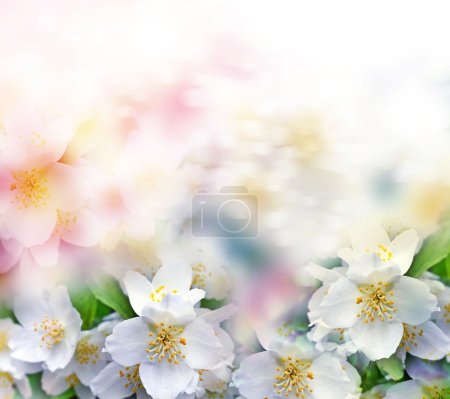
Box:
0;108;86;248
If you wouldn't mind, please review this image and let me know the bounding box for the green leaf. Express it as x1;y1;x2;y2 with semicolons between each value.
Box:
377;356;404;381
431;253;450;282
0;307;15;320
361;362;384;392
200;298;225;310
89;277;136;319
51;389;75;399
69;286;97;330
406;223;450;278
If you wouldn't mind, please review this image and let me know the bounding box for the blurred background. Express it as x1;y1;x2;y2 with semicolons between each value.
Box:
0;0;449;352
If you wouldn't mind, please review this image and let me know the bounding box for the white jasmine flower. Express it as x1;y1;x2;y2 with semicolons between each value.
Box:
105;294;229;399
309;253;437;360
233;339;361;399
10;285;82;371
338;221;419;274
123;261;205;316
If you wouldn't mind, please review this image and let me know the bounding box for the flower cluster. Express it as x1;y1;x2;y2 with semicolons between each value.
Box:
0;2;450;399
0;216;448;399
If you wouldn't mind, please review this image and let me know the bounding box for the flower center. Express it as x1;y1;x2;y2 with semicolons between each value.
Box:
65;373;80;388
399;324;424;352
192;262;211;289
0;332;8;352
273;357;314;398
375;244;393;262
76;337;100;365
422;384;450;399
146;322;187;364
444;303;450;324
0;372;13;389
34;316;65;350
149;285;177;302
55;210;78;236
356;282;396;323
118;365;144;394
10;168;49;209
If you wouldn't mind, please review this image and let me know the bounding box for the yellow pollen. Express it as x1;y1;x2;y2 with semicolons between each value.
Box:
400;324;424;352
0;332;8;352
65;373;80;388
0;372;13;389
55;210;78;236
356;282;396;323
10;168;50;209
31;131;46;148
191;262;212;289
273;358;314;398
444;303;450;324
150;285;166;302
118;364;143;392
147;323;186;365
76;337;100;365
376;244;393;262
422;384;450;399
34;316;65;350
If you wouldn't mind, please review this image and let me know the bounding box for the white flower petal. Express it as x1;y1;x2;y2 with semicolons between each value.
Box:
385;380;423;399
350;221;390;252
392;276;437;325
141;294;196;326
306;263;343;283
406;321;450;360
41;370;69;396
185;288;205;305
232;351;277;399
140;356;194;399
315;278;360;328
182;318;223;369
74;384;95;399
310;352;356;399
105;318;149;367
389;229;419;274
349;318;403;361
10;328;49;363
123;270;154;316
14;296;49;328
46;342;76;372
90;362;134;399
152;260;192;294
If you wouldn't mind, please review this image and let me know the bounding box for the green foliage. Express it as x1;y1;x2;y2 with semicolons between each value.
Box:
0;306;15;321
69;286;97;330
89;277;136;319
431;253;450;284
376;356;404;381
361;362;385;392
406;223;450;278
200;298;225;310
